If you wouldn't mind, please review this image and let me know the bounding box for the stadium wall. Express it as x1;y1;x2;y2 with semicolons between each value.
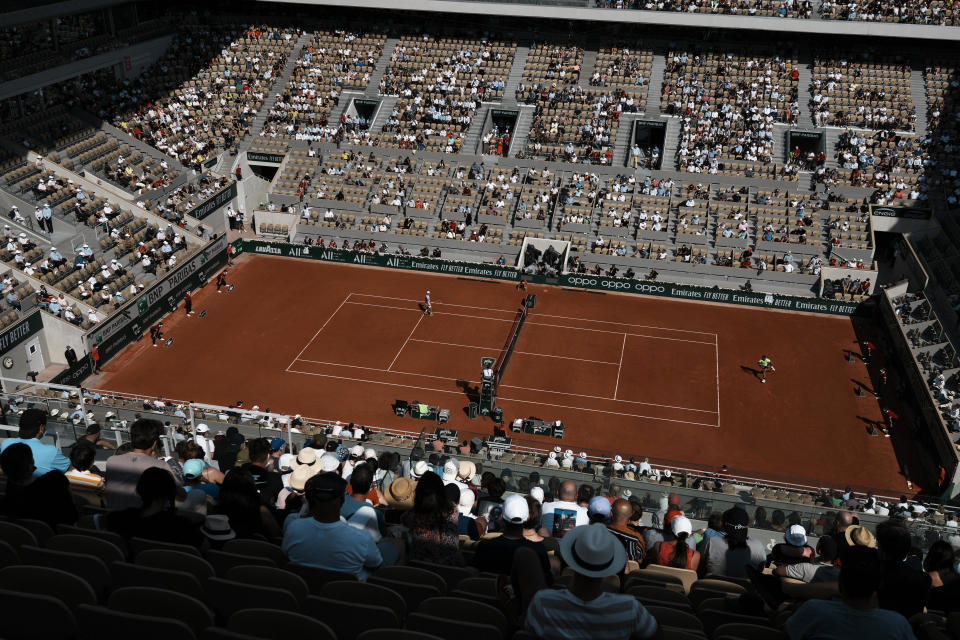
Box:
239;239;866;316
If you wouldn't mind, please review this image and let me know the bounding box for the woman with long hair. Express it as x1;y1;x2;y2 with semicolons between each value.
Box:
402;470;463;565
653;516;700;570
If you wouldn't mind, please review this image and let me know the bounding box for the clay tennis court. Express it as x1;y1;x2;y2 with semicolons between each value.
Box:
94;253;908;494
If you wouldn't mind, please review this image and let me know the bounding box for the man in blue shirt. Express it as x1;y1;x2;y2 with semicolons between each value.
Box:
282;472;382;580
0;408;69;477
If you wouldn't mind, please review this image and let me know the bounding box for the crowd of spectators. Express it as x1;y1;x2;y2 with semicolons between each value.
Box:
377;35;515;153
595;0;813;16
662;49;800;173
1;406;959;639
260;30;387;143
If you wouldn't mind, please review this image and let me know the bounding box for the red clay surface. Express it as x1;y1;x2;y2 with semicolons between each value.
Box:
94;253;907;494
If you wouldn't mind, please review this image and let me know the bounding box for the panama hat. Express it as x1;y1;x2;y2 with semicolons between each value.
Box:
290;448;317;471
384;477;417;509
845;525;877;548
559;523;626;578
289;464;318;491
458;460;476;482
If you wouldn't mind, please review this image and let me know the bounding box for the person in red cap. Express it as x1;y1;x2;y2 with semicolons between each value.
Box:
183;291;193;316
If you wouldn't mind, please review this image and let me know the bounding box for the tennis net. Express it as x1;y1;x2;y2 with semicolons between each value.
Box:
495;302;528;388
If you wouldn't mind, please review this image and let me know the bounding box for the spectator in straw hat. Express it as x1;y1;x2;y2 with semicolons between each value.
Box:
283;472;382;580
458;460;476;486
519;523;659;640
384;477;417;510
411;459;430;480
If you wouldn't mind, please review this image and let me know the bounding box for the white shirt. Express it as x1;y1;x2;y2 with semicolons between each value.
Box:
540;499;589;532
194;434;214;462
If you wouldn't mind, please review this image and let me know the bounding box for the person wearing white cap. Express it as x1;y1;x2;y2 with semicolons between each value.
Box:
543;451;560;469
651;515;700;570
473;494;551;580
411;460;430;480
529;486;545;504
441;458;468;492
612;455;624;475
193;424;214;462
522;523;659;640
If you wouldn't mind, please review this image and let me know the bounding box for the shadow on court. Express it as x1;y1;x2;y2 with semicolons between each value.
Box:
740;365;761;380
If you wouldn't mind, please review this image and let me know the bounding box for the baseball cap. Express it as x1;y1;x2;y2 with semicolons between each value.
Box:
195;424;209;433
671;515;693;537
589;496;612;518
183;458;205;480
502;494;530;524
350;444;364;457
320;453;341;472
269;438;285;450
529;486;545;504
785;524;807;547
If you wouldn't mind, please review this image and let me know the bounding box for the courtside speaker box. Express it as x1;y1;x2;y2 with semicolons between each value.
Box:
470;437;484;454
468;402;479;419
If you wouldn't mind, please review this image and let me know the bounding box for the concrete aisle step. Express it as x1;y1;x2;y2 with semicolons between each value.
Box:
367;37;399;98
910;65;929;134
465;105;490;156
508;105;535;157
579;50;598;88
795;59;815;130
645;51;668;117
502;45;530;106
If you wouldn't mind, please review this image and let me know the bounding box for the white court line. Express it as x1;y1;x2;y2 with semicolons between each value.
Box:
294;358;717;414
715;340;721;422
526;320;717;345
345;301;509;321
353;292;717;338
345;300;716;345
350;293;518;317
285;293;352;370
614;333;627;400
388;314;424;371
407;338;622;366
284;367;720;428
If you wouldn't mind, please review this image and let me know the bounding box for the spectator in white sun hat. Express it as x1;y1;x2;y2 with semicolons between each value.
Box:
442;458;467;492
543;451;560;468
411;460;430;479
561;449;575;470
530;486;545;504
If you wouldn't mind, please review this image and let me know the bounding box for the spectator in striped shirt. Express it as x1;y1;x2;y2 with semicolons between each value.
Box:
66;444;105;490
522;523;659;640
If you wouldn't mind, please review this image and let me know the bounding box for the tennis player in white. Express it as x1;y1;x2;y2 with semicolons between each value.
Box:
424;290;432;316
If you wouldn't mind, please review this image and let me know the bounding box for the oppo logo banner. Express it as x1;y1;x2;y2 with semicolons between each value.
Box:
564;276;666;294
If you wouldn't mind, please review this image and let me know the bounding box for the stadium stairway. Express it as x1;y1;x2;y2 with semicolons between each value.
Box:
366;37;400;98
644;51;667;118
465;105;490;156
822;128;841;168
579;50;598;88
235;32;312;162
371;95;399;132
611;115;638;168
507;105;535;156
795;61;815;129
910;65;928;134
501;45;529;106
662;117;681;169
